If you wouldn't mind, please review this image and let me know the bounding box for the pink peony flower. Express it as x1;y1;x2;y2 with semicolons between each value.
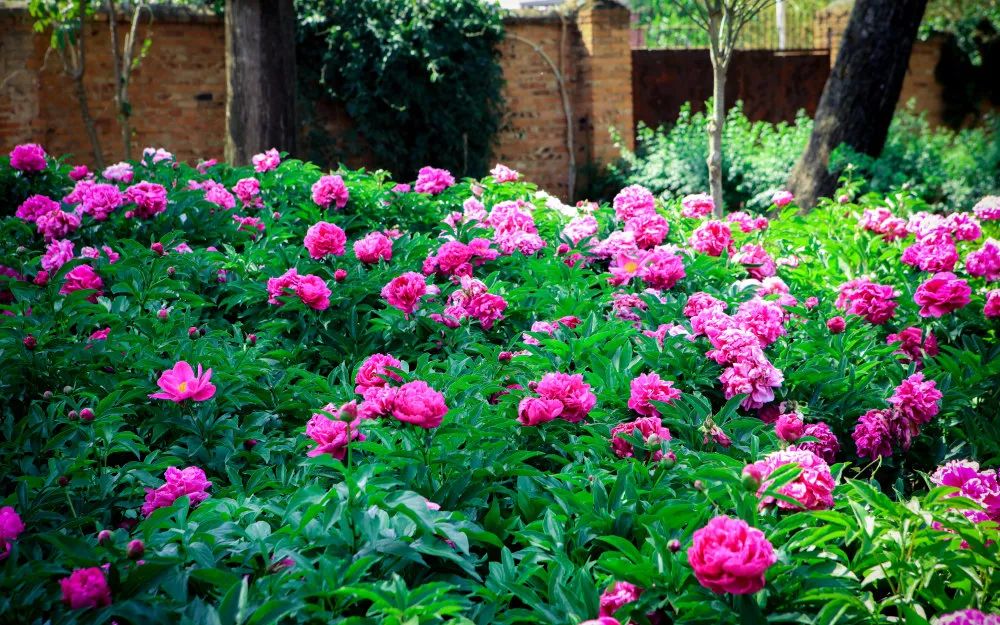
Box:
563;215;599;244
610;416;673;461
354;232;394;264
681;193;714;218
233;178;262;207
775;413;803;442
423;239;497;277
60;265;103;301
10;143;47;172
16;194;59;222
689;220;734;256
252;148;281;173
521;372;597;424
89;327;111;341
0;506;24;560
986;290;1000;318
80;183;123;221
613;185;656;221
36;208;80;241
390;380;448;428
102;161;134;183
355;353;405;394
835;278;898;325
141;466;212;516
914;272;971;317
973;196;1000;221
202;180;236;210
930;460;1000;523
627;372;681;417
69;165;90;181
735;244;777;280
581;619;621;625
306;404;364;459
490;163;519;183
932;610;1000;625
886;326;939;365
687;515;776;595
720;357;784;410
415;166;455;194
684;292;727;318
60;567;111;609
771;190;794;207
901;235;958;273
625;212;669;249
311;174;350;209
797;421;840;464
638;247;685;290
294;274;332;310
599;581;643;618
142;146;174;165
853;408;895;459
888;372;942;428
826;316;846;333
381;272;435;316
517;397;564;426
966;239;1000;282
124;182;168;219
945;212;982;242
706;328;763;366
746;447;835;510
304;221;347;259
149;361;216;402
734;298;786;346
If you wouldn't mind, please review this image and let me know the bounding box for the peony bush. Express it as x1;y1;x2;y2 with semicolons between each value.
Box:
0;143;999;624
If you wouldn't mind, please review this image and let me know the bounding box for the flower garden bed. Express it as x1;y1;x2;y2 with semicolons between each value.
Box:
1;143;999;624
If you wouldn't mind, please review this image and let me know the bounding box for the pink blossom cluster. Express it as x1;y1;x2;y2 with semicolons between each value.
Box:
60;265;103;302
312;174;350;209
103;162;134;183
973;196;1000;221
852;372;942;459
233;214;265;236
233;177;262;208
141;466;212;516
9;143;47;172
727;211;768;233
886;326;939;366
929;460;1000;524
522;315;581;345
485;200;546;255
490;163;519;183
430;276;508;330
859;207;908;241
16;195;60;222
267;268;332;310
612;185;656;222
608;247;685;291
562;215;599;245
681;192;714;218
901;231;958;272
352;357;448;428
202;180;236;210
415;166;456;194
987;290;1000;317
78;183;124;221
36;207;80;241
443;197;488;229
381;271;437;316
914;272;971;317
610;416;673;461
734;244;776;279
743;447;835;510
627;372;681;417
305;402;364;459
687;515;776;595
689;220;735;257
422;238;498;277
835;278;898;324
142;146;174;165
304;221;347;259
966;239;1000;281
252;148;281;173
124;181;168;219
354;231;394;264
598;581;642;618
517;372;596;426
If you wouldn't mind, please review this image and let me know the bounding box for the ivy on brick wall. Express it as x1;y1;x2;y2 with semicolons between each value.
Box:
296;0;505;180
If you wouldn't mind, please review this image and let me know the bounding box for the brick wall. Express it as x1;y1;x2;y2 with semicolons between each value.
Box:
0;3;634;200
814;1;945;125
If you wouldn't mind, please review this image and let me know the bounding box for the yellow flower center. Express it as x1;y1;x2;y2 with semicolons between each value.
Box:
624;261;638;273
178;381;188;393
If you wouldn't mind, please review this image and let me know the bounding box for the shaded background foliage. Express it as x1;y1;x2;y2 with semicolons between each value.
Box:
295;0;505;180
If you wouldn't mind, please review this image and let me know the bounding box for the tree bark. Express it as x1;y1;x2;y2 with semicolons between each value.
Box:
787;0;928;209
224;0;298;165
706;9;727;217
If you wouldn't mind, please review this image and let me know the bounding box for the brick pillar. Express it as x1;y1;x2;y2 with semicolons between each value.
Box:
575;0;633;178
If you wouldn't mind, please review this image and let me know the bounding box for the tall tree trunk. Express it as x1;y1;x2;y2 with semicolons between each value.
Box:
69;0;104;169
706;9;727;217
224;0;298;165
787;0;928;209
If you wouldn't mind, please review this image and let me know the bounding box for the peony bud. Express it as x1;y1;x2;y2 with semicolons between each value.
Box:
333;269;347;283
167;266;175;276
742;465;762;491
243;438;258;451
43;390;53;399
150;242;165;255
246;333;257;346
79;408;94;422
126;539;144;560
667;539;681;553
693;480;705;491
826;316;846;334
34;270;49;285
97;530;113;545
58;475;69;486
23;335;36;350
157;308;168;320
188;326;199;338
556;243;570;255
498;351;513;363
68;410;79;420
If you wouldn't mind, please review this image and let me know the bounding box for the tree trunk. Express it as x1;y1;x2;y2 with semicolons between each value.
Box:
706;9;727;217
787;0;928;209
69;0;104;170
224;0;297;165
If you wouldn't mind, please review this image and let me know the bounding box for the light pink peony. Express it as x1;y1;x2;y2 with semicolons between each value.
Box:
627;372;681;417
734;298;786;346
9;143;47;172
932;610;1000;625
563;215;599;245
149;361;216;402
141;466;212;516
625;212;669;249
490;163;519;183
771;190;794;207
0;507;24;560
931;460;1000;523
973;196;1000;221
687;515;776;595
80;183;123;221
888;372;941;428
233;178;262;207
306;404;364;459
354;232;394;264
102;161;134;183
610;416;672;461
390;380;448;428
60;265;103;302
735;244;777;280
966;239;1000;282
42;239;75;272
720;357;784;410
613;185;656;221
252;148;281;173
835;278;898;325
415;166;455;194
60;567;111;609
203;180;236;210
638;247;685;290
684;292;726;318
355;353;405;394
311;174;350;209
746;447;835;510
914;272;971;317
681;193;714;218
304;221;347;259
689;220;734;256
521;372;597;424
986;290;1000;318
381;272;435;316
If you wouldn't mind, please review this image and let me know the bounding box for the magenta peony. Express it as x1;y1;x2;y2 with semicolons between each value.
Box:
60;567;111;609
354;232;394;264
932;610;1000;625
381;272;435;316
415;166;455;194
599;581;642;617
304;221;347;259
627;372;681;417
966;239;1000;281
9;143;47;172
311;174;350;209
610;416;673;461
689;220;734;257
888;372;942;428
15;194;59;222
687;515;776;594
306;404;364;459
745;447;835;510
987;290;1000;318
355;353;405;394
149;361;216;402
612;184;656;221
852;408;895;459
60;265;103;302
390;380;448;428
0;506;24;560
124;181;168;219
914;272;971;317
